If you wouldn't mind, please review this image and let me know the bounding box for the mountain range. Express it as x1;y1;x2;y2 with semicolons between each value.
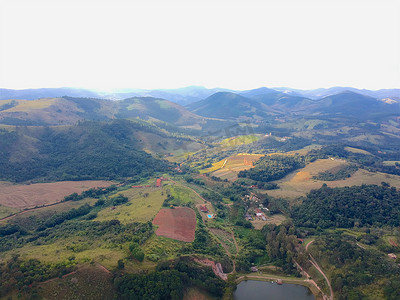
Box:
1;86;399;105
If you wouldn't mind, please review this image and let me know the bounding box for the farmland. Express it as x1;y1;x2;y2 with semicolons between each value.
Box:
152;207;196;242
203;153;263;181
264;159;400;199
94;186;165;224
0;180;114;210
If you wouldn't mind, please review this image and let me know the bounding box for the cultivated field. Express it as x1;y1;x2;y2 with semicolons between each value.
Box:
152;207;196;242
265;159;400;199
94;187;165;224
204;153;263;181
0;180;114;210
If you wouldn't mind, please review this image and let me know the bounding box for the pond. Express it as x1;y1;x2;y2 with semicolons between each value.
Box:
234;280;315;300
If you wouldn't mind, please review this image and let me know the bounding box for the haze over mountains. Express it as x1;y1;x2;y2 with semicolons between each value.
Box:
1;86;399;105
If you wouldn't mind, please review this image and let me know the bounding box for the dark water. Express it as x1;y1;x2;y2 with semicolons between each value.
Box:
234;280;315;300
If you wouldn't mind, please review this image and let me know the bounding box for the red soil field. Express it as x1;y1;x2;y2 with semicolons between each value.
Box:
152;207;196;242
0;180;114;210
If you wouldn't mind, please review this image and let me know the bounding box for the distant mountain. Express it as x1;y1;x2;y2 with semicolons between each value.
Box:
0;88;101;100
0;96;206;127
187;92;273;119
273;87;400;100
0;86;234;105
116;97;206;126
310;91;397;118
239;87;279;98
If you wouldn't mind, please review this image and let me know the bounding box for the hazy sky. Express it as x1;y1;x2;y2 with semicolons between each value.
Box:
0;0;399;90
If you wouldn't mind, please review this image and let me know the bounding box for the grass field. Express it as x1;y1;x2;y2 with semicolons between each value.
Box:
0;197;99;225
344;146;373;156
219;135;261;147
0;180;114;210
37;264;115;300
165;184;202;206
94;187;165;224
383;161;400;166
0;204;18;219
251;214;286;229
202;153;263;181
143;235;185;262
264;159;400;199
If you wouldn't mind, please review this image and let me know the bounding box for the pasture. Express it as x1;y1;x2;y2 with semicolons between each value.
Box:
202;153;263;180
0;180;114;210
94;187;165;224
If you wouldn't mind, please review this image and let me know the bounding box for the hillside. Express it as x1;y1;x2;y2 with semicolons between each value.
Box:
0;96;208;128
187;92;273;119
310;91;396;118
0;119;171;182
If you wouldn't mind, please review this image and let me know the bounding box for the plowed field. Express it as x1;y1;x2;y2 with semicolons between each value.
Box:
152;207;196;242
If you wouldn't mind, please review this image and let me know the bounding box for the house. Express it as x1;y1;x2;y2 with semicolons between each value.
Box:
155;178;162;187
255;208;263;218
388;253;397;259
245;213;252;221
199;205;209;213
251;266;258;272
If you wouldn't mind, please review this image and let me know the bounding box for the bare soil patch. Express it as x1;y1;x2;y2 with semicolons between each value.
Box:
152;207;196;242
0;180;114;210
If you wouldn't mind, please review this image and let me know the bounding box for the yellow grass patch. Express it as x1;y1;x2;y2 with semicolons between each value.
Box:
344;146;373;156
266;159;400;199
94;187;165;224
291;171;311;182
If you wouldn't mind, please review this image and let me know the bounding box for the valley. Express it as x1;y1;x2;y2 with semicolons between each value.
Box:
0;86;399;300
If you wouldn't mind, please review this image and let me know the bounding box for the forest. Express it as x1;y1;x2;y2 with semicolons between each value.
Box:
291;184;400;228
0;120;170;182
238;155;305;182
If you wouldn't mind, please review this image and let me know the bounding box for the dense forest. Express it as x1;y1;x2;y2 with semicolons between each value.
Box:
310;233;400;300
292;184;400;228
238;155;305;182
0;120;170;182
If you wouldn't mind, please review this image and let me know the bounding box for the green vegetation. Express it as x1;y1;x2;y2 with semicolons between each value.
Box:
312;164;358;181
238;155;305;182
292;184;400;228
0;120;170;182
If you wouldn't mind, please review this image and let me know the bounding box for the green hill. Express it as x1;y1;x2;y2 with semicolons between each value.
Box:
187;92;273;119
0;119;172;182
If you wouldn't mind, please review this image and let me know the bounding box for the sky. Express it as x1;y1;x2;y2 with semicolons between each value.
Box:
0;0;399;91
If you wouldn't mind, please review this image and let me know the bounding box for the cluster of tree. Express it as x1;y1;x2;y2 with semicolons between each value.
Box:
114;269;186;300
234;226;268;272
183;175;205;185
292;184;400;228
261;222;301;274
0;120;170;182
128;242;145;262
0;255;76;298
238;155;305;182
37;204;92;231
63;185;117;201
311;233;400;299
309;144;400;176
312;164;358;181
114;257;226;299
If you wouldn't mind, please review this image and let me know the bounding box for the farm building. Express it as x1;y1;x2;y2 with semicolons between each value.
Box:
155;178;162;187
255;208;263;217
199;205;209;212
251;266;258;272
